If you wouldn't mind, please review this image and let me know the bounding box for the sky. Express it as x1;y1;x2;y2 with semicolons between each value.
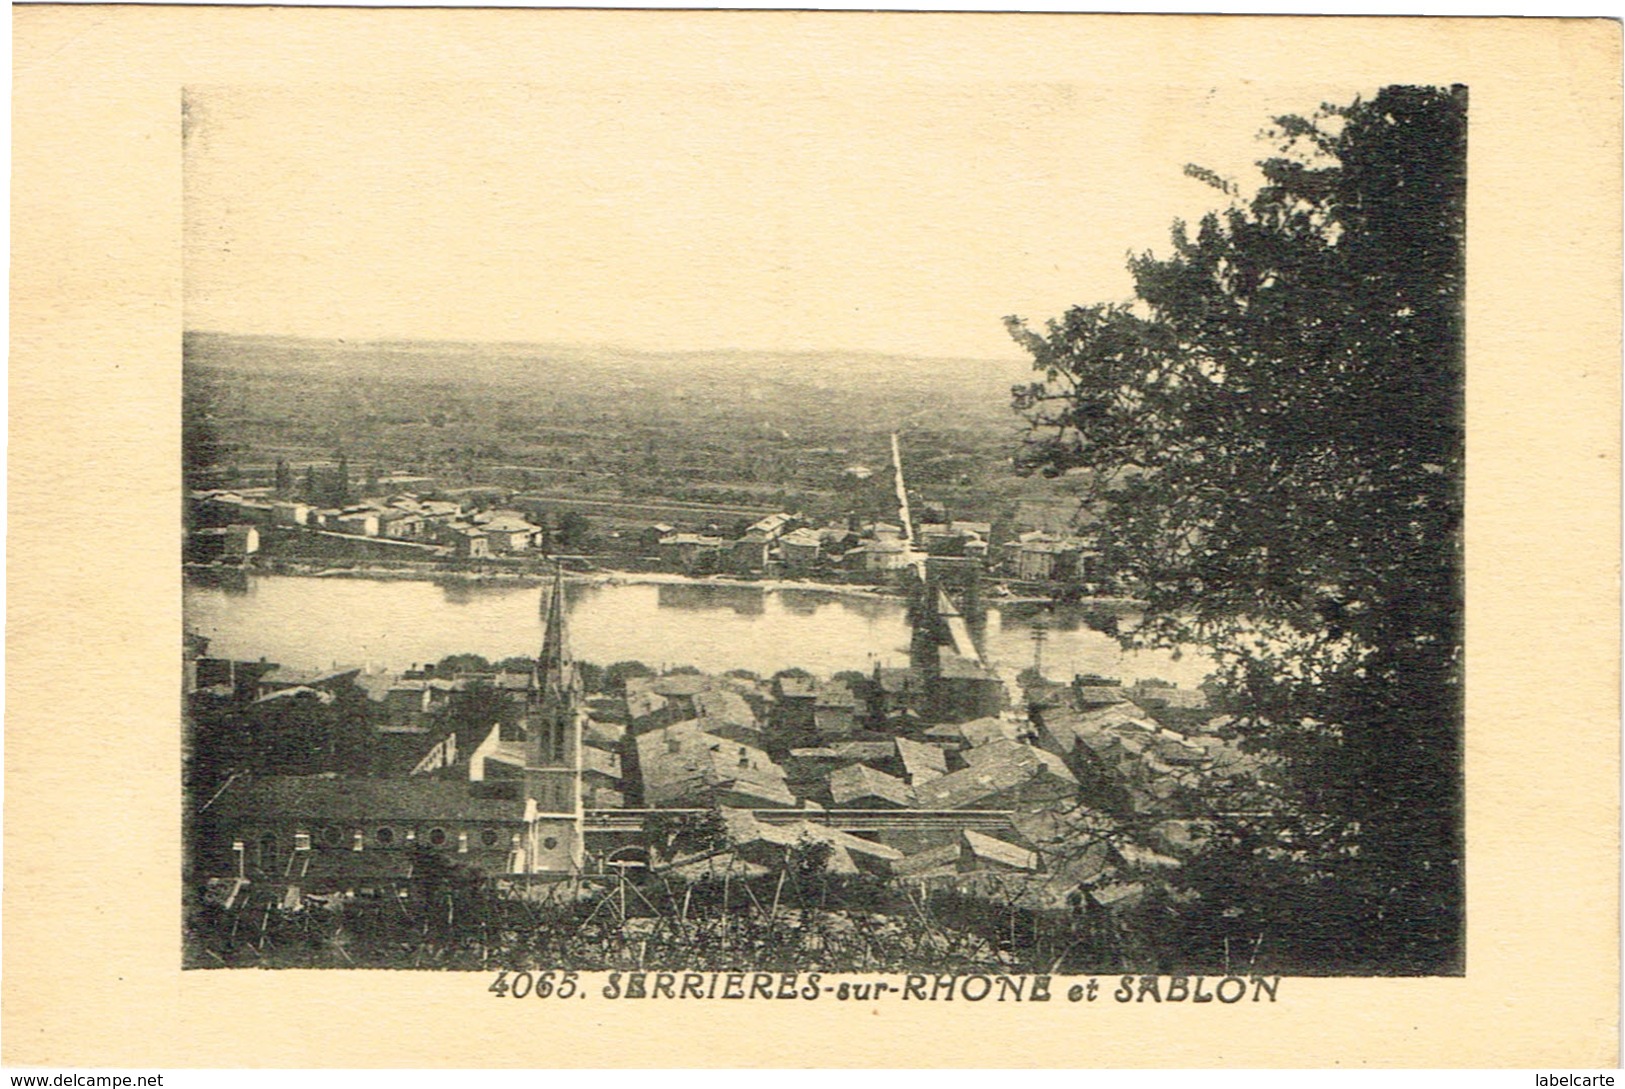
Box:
183;81;1364;360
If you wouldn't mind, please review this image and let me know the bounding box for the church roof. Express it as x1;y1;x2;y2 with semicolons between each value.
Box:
206;776;528;825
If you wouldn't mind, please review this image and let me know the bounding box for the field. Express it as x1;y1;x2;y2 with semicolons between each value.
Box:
184;331;1090;531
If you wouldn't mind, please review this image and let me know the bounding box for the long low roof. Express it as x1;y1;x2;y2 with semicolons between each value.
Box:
205;776;528;825
256;666;360;688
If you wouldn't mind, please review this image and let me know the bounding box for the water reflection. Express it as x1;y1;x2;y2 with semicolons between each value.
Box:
656;582;766;616
183;573;1213;688
777;589;826;616
436;577;542;606
185;565;250;595
995;599;1140;631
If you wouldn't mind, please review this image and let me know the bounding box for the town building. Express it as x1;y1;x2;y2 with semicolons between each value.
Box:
848;538;911;573
254;666;361;701
828;763;915;809
931;715;1026;749
658;533;725;573
474;510;544;553
747;512;798;540
192;656;279;703
187;524;261;562
191;491;276;528
450;527;490;559
917;519;993;559
1072;674;1129;707
580;745;625;809
333;509;382;538
197;776;535;891
468;724;528;783
1127;679;1209;711
958;828;1041;872
635;721;796;809
811;679;862;739
270;501;311;526
689;687;761;745
377;509;427;540
912;739;1078;810
719;808;903;877
777;528;822;574
894;736;948;785
1010;531;1100;583
727;532;772;575
890;829;1042;878
770;673;819;740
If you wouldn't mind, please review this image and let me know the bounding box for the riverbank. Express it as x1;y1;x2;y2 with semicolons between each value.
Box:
217;559;911;600
192;559;1145;611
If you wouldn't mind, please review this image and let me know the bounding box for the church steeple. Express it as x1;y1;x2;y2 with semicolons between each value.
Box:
524;562;585;873
537;562;574;702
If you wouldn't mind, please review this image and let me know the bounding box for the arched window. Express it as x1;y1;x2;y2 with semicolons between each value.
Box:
257;833;278;871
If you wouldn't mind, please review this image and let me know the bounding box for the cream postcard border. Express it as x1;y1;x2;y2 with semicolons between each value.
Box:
7;8;1620;1068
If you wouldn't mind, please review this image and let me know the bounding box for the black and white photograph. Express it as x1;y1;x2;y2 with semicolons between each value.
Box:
9;5;1622;1073
179;74;1467;980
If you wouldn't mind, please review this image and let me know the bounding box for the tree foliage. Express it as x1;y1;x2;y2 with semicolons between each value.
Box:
555;510;592;551
643;808;730;863
1007;86;1465;972
434;653;492;675
186;683;381;797
603;660;656;693
410;845;501;938
786;836;837;881
182;403;229;484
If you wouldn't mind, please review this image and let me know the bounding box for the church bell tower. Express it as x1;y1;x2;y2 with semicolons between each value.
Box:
524;563;585;874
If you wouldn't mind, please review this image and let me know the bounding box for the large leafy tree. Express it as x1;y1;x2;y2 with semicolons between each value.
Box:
1007;86;1465;972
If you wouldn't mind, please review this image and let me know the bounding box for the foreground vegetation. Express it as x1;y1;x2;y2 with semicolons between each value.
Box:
186;844;1287;975
1008;86;1465;973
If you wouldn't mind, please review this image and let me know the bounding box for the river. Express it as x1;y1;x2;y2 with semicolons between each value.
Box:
183;572;1213;688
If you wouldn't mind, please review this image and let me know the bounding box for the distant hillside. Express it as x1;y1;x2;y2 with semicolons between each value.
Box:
184;331;1069;523
185;331;1032;421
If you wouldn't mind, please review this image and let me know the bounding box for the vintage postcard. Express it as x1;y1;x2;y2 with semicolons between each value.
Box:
7;7;1620;1069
